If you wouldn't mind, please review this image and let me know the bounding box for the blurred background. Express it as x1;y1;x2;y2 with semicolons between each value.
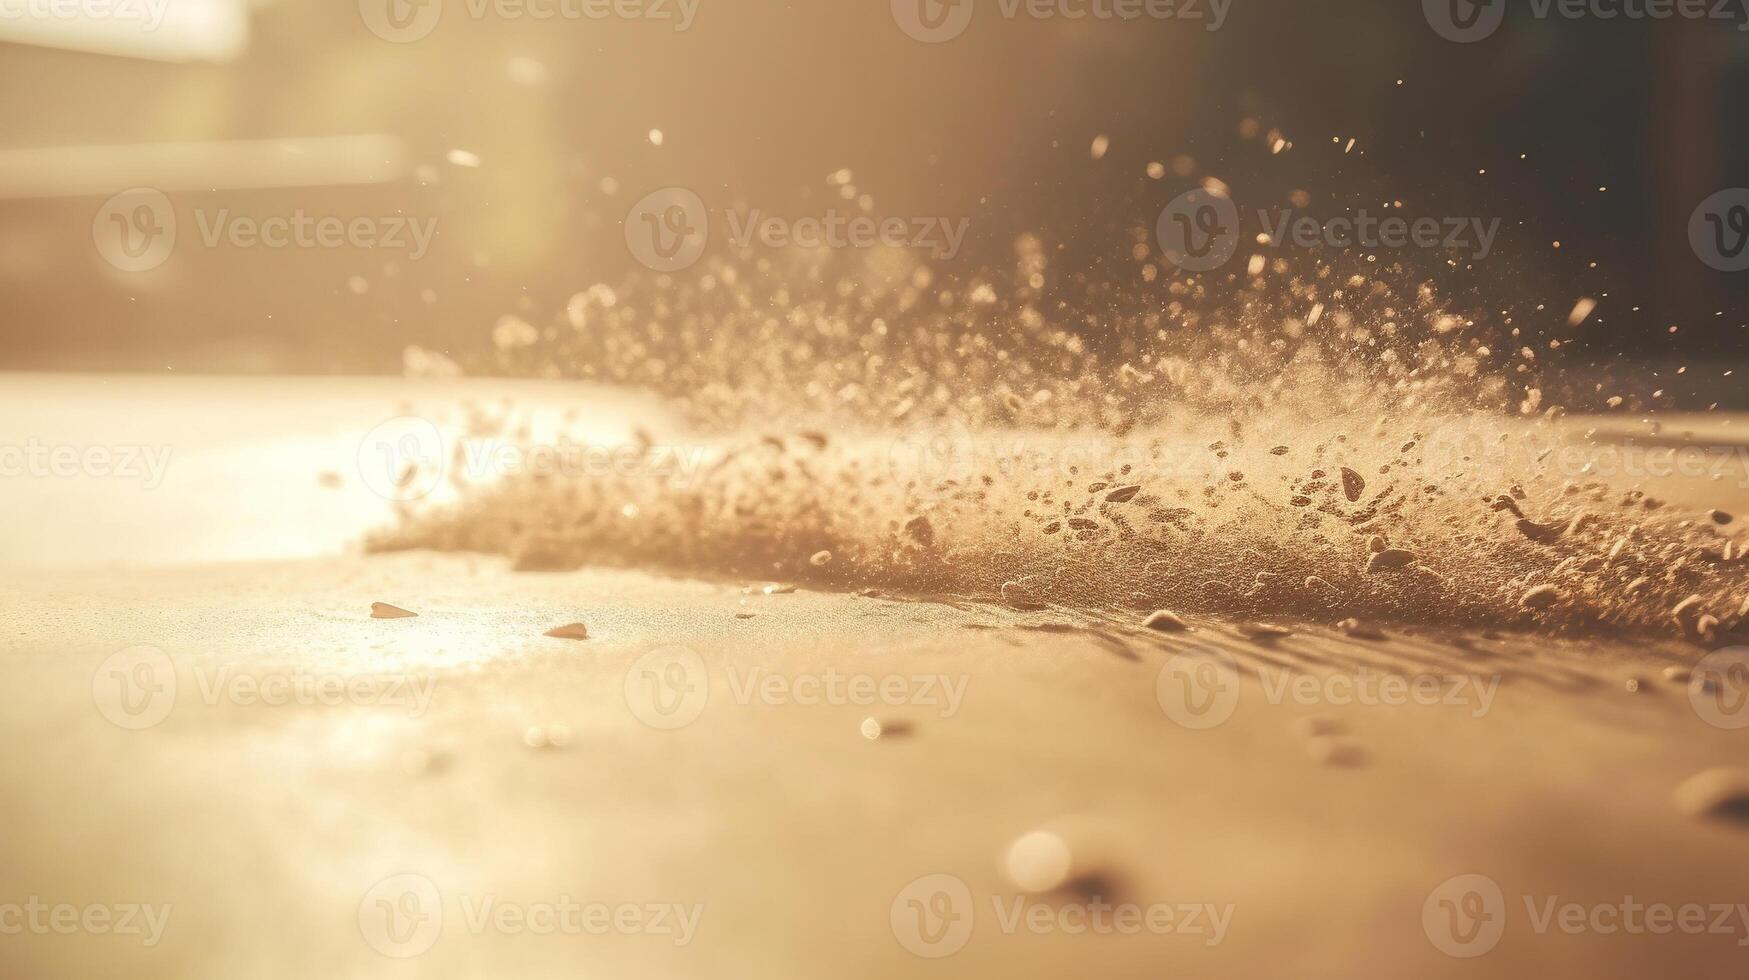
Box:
0;0;1746;377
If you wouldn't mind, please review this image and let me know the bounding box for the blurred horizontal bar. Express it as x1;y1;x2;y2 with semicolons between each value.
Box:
0;135;410;199
0;0;249;63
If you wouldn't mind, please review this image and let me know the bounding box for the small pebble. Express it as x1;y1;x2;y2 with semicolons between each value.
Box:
1002;580;1048;611
1673;769;1749;824
1340;467;1366;502
1662;666;1692;683
1143;609;1189;632
544;622;589;640
860;717;914;740
1306;736;1368;767
1709;509;1734;525
1005;829;1073;893
523;724;572;750
1365;549;1416;573
371;602;418;620
1337;617;1383;639
809;550;833;567
1520;584;1561;610
1241;623;1293;640
1294;716;1346;739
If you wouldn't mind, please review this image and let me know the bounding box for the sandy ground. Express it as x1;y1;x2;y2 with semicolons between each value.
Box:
2;374;1748;978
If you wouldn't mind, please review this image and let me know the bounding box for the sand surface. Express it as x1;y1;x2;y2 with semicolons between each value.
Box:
3;375;1748;978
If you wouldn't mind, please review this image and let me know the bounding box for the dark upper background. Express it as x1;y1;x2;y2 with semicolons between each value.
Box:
0;0;1745;382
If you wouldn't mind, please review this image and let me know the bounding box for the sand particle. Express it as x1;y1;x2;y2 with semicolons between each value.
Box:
1673;769;1749;824
1143;609;1189;632
1340;467;1366;502
1520;584;1561;610
1365;549;1416;573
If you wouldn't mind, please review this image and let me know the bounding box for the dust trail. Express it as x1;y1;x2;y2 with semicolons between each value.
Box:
376;198;1749;642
